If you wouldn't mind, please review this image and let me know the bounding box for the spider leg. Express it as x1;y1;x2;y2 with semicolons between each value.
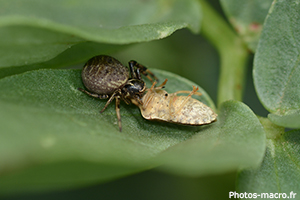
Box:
121;95;132;105
136;68;142;80
78;88;109;99
115;97;122;132
128;60;159;82
100;92;118;113
79;88;123;132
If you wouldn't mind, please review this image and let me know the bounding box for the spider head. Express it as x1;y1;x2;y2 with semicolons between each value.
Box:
123;79;146;102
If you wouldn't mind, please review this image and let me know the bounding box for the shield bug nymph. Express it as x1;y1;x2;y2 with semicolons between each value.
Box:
78;55;158;132
131;79;217;126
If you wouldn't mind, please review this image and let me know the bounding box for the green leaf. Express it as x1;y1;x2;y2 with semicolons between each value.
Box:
268;110;300;129
220;0;273;52
0;68;215;194
253;0;300;128
0;26;83;68
237;128;300;194
0;0;201;67
155;100;266;176
0;42;129;79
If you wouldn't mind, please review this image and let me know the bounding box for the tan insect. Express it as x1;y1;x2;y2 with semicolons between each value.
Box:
131;79;217;125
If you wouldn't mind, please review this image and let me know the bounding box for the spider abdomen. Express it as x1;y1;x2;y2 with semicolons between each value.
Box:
81;55;129;94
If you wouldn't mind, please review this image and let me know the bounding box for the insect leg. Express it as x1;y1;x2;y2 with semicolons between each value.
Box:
154;79;168;90
115;97;122;132
173;87;202;97
173;86;200;115
146;81;157;92
128;60;159;82
78;88;109;99
146;79;168;92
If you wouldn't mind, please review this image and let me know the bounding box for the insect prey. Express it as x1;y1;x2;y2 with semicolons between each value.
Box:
131;79;217;126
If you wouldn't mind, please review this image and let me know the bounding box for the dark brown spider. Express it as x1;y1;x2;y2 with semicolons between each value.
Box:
78;55;158;132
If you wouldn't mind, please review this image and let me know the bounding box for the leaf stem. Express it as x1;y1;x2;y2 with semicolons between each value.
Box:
198;0;249;107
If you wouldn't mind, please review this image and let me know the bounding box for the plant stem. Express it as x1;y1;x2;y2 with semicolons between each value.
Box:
198;0;249;107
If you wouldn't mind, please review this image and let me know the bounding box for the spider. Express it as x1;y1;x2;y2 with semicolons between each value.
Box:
131;79;217;126
78;55;158;132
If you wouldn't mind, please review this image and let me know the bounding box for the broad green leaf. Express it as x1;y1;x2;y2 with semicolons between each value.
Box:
253;0;300;128
237;128;300;195
0;42;129;79
0;0;201;68
0;26;83;68
156;100;266;176
220;0;272;52
0;69;215;194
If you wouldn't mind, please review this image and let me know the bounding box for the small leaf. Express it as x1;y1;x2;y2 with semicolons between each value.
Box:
253;0;300;128
0;68;215;194
0;0;201;67
155;100;266;176
220;0;273;51
237;129;300;194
